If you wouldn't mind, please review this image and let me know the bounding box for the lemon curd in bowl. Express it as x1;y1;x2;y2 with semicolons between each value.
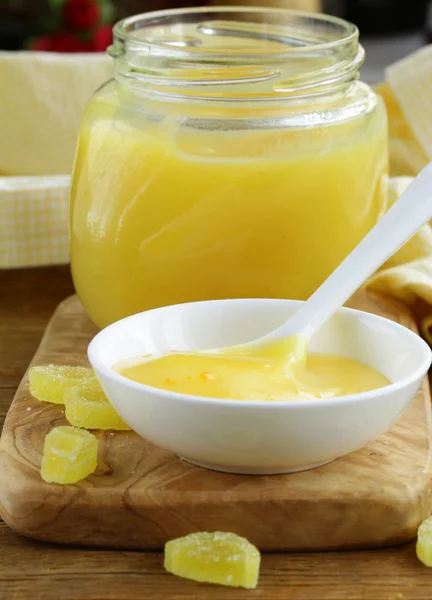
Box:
87;299;431;474
70;8;388;328
115;342;390;402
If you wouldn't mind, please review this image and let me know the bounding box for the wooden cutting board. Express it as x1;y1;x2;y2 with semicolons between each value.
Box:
0;291;431;552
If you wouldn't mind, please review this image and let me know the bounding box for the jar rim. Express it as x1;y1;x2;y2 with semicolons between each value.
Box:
113;6;358;58
110;6;362;102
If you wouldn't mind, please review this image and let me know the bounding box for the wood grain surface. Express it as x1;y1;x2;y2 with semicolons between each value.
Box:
0;285;431;555
2;267;432;599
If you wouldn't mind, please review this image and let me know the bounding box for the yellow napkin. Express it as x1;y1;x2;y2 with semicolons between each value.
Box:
376;46;432;177
0;175;70;268
366;46;432;342
0;51;111;176
0;51;110;269
366;177;432;342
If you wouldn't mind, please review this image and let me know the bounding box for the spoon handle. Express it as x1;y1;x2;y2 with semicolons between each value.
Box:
266;162;432;342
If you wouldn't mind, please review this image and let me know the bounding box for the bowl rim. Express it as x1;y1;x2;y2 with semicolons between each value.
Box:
88;298;432;409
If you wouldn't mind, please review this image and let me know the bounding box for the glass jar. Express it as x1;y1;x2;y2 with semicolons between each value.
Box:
70;7;388;328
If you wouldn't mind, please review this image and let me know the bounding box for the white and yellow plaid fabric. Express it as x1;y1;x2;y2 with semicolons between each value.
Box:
0;176;70;268
0;51;110;269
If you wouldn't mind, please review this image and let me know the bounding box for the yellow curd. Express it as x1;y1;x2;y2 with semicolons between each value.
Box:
116;338;389;401
71;92;387;328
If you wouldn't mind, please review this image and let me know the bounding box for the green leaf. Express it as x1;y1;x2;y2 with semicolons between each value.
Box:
38;12;62;35
48;0;66;9
99;1;115;25
24;36;37;50
81;29;92;42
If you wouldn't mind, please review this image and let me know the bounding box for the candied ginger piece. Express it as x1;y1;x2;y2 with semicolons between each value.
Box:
41;426;98;484
164;531;260;589
29;365;94;405
64;384;131;430
417;516;432;566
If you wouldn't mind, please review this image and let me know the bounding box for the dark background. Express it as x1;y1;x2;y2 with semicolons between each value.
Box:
1;1;431;50
325;0;431;34
0;0;431;84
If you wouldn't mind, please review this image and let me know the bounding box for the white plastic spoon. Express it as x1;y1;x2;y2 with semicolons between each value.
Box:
224;162;432;354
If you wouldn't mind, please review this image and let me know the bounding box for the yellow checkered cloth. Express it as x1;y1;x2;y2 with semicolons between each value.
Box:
0;51;110;269
0;176;70;268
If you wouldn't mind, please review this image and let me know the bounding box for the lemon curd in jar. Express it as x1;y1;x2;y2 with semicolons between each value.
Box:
70;9;388;328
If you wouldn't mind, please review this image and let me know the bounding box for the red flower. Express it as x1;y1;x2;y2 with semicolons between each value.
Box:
31;36;55;51
31;32;90;53
91;25;113;52
64;0;101;30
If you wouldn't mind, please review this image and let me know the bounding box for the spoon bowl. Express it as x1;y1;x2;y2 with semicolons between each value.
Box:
88;298;431;475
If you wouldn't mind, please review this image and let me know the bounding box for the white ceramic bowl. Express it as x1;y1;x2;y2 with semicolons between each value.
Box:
88;299;431;475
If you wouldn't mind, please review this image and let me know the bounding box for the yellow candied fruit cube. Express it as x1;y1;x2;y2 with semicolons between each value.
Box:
417;516;432;566
64;384;131;431
29;365;94;405
41;426;98;485
164;531;261;589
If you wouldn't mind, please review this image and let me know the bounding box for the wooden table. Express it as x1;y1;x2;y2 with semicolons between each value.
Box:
1;266;432;599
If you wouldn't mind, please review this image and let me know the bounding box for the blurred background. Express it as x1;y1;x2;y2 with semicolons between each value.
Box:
1;0;431;83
